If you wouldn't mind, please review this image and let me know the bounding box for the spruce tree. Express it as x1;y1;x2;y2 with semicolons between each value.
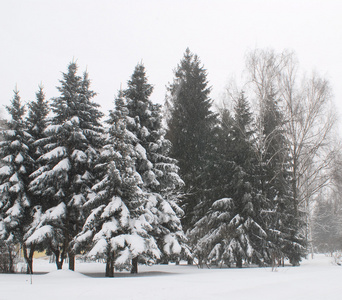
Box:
226;92;268;267
123;64;186;270
258;89;306;266
74;93;160;277
189;92;267;267
23;86;50;272
166;48;218;232
0;89;35;273
27;62;103;270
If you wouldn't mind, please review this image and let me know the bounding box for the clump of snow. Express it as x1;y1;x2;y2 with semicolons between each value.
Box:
9;182;22;193
6;202;22;218
163;233;182;255
100;196;123;218
47;202;67;220
71;150;87;163
70;116;80;125
52;158;70;172
135;143;147;160
40;146;66;161
115;248;131;266
0;165;12;176
9;172;19;183
69;194;86;207
126;234;146;257
4;130;16;137
15;153;24;163
26;225;53;245
140;126;149;138
11;140;21;148
88;239;108;257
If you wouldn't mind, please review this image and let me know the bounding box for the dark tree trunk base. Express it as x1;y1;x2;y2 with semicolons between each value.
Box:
69;253;75;271
236;257;242;268
56;261;63;270
105;251;114;277
131;257;138;274
23;244;35;274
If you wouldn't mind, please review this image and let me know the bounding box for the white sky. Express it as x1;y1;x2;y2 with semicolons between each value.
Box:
1;0;341;122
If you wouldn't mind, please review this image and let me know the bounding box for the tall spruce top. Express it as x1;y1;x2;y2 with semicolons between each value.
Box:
124;63;153;103
51;62;102;127
6;88;26;128
233;91;253;136
27;86;50;139
124;63;154;129
166;48;217;164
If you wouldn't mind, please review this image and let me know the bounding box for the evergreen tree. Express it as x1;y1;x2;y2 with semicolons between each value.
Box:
166;48;218;232
26;62;103;270
189;92;267;267
258;89;306;266
74;93;160;277
23;86;50;272
123;64;186;271
0;89;35;273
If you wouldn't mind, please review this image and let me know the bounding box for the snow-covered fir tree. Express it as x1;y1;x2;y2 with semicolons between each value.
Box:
188;92;268;267
21;86;51;272
25;86;50;206
73;93;160;277
26;62;103;270
123;64;186;271
0;89;35;273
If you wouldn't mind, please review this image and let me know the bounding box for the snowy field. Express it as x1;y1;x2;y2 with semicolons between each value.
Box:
1;254;342;300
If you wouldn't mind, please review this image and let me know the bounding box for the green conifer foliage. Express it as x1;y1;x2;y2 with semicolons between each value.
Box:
74;93;160;277
27;62;103;271
258;89;306;266
124;64;187;268
0;89;35;273
166;49;218;231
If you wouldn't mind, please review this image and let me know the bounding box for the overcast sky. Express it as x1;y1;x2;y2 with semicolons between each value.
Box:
1;0;341;122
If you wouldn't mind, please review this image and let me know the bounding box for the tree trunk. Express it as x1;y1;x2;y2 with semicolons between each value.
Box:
236;256;243;268
6;244;15;273
131;257;138;274
23;244;35;274
68;253;75;271
105;250;114;277
56;259;63;270
54;250;64;270
27;258;33;274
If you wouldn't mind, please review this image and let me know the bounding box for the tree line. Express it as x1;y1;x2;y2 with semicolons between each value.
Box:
0;48;339;276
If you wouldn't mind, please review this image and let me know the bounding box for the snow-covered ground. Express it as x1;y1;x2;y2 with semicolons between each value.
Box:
1;254;341;300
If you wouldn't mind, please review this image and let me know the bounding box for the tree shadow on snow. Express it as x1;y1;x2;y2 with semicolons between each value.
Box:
83;270;178;278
